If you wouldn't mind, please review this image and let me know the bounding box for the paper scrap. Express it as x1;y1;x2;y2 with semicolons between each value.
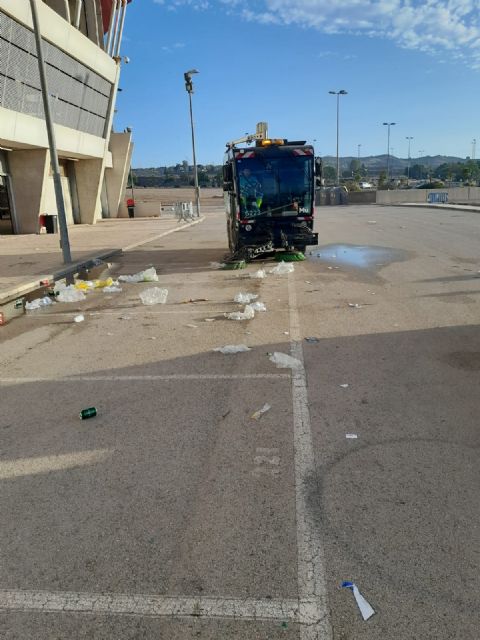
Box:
341;582;375;621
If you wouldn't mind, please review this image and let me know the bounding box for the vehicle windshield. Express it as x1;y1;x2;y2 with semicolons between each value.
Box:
236;154;313;218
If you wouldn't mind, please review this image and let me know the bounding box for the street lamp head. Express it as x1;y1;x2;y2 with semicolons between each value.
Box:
339;89;348;95
328;91;336;95
184;69;199;93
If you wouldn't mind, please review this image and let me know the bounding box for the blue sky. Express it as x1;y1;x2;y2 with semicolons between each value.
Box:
114;0;480;167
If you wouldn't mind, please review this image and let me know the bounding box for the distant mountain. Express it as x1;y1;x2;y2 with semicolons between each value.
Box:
133;155;467;176
322;155;466;173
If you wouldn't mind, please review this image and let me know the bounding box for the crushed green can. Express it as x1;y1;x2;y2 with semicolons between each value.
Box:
79;407;97;420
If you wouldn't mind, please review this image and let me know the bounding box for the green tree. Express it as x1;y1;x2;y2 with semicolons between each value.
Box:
323;165;336;183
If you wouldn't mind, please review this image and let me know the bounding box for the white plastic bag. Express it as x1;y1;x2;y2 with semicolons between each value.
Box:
213;344;251;354
234;293;258;304
269;352;302;369
250;301;266;312
25;296;54;311
103;285;122;293
73;314;85;323
250;269;267;279
270;262;294;275
139;287;168;305
119;267;159;283
227;304;255;321
55;283;86;303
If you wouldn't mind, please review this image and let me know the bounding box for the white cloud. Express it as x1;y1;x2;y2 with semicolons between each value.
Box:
155;0;480;68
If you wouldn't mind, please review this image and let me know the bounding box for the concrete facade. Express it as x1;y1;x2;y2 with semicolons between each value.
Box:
0;0;133;234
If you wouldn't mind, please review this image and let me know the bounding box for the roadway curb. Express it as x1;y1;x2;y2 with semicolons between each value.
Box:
0;217;205;307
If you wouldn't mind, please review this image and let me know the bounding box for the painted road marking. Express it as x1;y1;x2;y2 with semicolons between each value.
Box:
0;590;301;622
0;373;289;385
287;274;332;639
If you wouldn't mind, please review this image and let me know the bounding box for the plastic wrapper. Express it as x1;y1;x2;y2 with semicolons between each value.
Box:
213;344;251;354
25;296;54;310
55;283;86;303
227;304;255;321
250;269;267;279
139;287;168;305
251;403;271;420
234;293;258;304
270;262;294;275
250;301;266;312
341;582;375;621
269;352;302;369
119;267;159;283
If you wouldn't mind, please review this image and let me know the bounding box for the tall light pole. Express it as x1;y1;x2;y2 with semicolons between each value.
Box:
357;143;362;160
472;138;477;160
383;122;396;182
406;136;413;182
418;150;426;180
329;89;348;186
29;0;72;266
184;69;200;217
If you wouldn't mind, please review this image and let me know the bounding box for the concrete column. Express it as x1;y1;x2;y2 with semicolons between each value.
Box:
74;158;104;224
8;149;49;234
105;131;132;218
43;0;71;21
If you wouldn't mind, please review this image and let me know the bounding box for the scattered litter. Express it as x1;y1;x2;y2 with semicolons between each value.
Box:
367;220;377;224
284;331;289;335
119;315;132;320
209;261;225;269
251;403;271;420
250;301;266;312
75;277;114;291
234;292;258;304
204;318;215;322
341;582;375;621
269;352;302;369
79;407;97;420
139;287;168;305
103;285;122;293
186;324;198;329
222;259;246;270
346;433;358;439
106;332;113;336
182;298;209;304
55;284;86;303
73;315;85;323
348;303;361;308
222;410;231;420
340;383;349;388
25;296;54;311
270;262;294;275
119;267;159;283
305;280;312;284
305;337;319;343
245;331;252;335
213;344;251;354
227;304;255;321
149;336;157;340
327;266;333;270
250;269;267;279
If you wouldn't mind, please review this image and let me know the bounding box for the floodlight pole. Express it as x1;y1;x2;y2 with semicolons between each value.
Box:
30;0;72;266
184;70;201;217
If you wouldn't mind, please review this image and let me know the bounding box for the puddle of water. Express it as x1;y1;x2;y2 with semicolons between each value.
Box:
308;244;408;270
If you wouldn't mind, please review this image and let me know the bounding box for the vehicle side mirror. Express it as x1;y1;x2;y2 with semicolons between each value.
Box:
223;181;233;192
222;163;233;191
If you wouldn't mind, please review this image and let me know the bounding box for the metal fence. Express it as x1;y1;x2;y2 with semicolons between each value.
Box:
0;9;112;138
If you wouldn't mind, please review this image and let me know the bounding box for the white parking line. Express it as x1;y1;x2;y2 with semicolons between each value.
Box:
0;373;289;385
0;589;300;623
287;275;332;639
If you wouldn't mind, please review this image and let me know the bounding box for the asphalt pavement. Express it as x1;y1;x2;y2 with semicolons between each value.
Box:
0;204;479;639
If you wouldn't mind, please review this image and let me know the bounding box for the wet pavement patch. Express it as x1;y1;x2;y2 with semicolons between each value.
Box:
307;244;409;270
